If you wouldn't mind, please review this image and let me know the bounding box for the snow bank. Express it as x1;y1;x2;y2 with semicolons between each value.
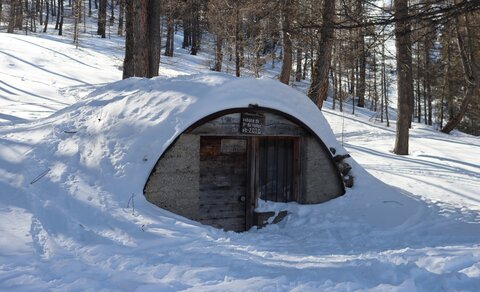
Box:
1;73;479;290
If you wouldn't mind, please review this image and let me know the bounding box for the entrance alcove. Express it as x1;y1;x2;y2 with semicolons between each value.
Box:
144;108;345;232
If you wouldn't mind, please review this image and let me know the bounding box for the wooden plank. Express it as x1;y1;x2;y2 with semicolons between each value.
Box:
256;137;299;202
246;137;257;230
199;136;247;231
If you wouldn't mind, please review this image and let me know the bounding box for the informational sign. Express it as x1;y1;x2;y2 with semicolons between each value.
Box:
240;113;265;135
221;139;247;153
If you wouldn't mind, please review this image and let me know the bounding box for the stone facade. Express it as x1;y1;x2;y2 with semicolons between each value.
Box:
301;136;344;204
144;134;200;220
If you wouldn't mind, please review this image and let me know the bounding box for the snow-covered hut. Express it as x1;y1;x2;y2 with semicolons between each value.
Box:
140;74;346;232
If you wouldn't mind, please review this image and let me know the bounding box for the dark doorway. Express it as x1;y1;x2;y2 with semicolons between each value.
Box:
258;137;299;202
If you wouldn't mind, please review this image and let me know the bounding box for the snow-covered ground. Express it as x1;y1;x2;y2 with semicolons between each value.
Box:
0;32;479;291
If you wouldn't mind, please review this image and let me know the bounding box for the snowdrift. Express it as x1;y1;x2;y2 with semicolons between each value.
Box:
1;73;479;290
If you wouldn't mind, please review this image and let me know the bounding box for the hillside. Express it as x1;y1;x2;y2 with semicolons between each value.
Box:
0;32;479;291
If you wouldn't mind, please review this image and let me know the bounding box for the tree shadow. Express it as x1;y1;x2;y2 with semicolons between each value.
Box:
10;36;100;69
0;113;28;124
0;51;91;86
346;143;480;181
0;80;71;105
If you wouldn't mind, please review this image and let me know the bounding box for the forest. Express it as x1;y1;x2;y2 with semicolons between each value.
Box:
1;0;479;141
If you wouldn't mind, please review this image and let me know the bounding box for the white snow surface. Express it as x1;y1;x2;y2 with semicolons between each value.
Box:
1;33;480;291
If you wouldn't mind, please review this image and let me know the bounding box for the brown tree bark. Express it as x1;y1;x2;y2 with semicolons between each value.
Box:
307;0;335;109
234;4;241;77
122;0;134;79
132;0;148;77
7;0;16;33
356;1;366;108
190;0;200;55
14;0;22;29
58;0;63;35
182;12;191;49
117;0;124;36
123;0;160;79
147;0;161;78
109;0;114;25
279;0;293;85
43;0;49;32
214;33;223;72
165;2;174;57
295;48;302;82
393;0;414;155
97;0;106;38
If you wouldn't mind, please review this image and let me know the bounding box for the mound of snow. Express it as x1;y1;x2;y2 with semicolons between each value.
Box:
1;73;479;290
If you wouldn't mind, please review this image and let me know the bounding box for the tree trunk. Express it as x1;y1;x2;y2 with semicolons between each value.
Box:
117;0;124;35
43;0;49;32
133;0;148;76
393;0;413;155
123;0;160;79
302;51;308;80
190;1;200;55
97;0;106;38
279;0;293;85
122;0;134;79
214;33;223;72
7;0;16;33
234;5;241;77
147;0;161;78
73;0;79;46
39;0;43;25
15;0;22;29
416;42;421;123
356;1;366;108
182;12;191;49
58;0;63;35
109;0;114;25
165;6;174;57
295;48;302;82
307;0;335;109
55;0;59;29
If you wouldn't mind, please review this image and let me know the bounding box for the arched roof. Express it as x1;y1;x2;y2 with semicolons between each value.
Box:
47;73;347;196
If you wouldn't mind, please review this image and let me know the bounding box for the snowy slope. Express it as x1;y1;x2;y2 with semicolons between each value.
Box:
0;33;122;124
0;33;479;291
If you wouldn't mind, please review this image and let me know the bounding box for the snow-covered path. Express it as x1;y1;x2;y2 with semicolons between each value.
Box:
0;32;479;291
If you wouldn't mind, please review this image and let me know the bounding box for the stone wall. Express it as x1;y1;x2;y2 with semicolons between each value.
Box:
300;136;344;204
144;134;200;220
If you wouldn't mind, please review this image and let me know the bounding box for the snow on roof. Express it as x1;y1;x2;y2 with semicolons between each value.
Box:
3;72;480;291
51;73;344;193
2;72;417;230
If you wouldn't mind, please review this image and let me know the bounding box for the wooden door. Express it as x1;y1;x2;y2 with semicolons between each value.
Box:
257;137;299;202
199;137;248;232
